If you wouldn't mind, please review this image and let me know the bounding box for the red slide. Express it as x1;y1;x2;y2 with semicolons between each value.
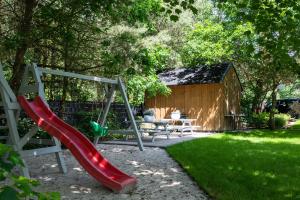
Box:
17;96;137;192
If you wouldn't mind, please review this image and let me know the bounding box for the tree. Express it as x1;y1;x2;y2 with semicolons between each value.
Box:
217;0;300;129
0;0;198;92
181;20;234;65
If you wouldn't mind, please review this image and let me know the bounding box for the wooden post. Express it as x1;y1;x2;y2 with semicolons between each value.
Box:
0;64;29;177
31;64;67;173
117;77;144;151
94;85;116;145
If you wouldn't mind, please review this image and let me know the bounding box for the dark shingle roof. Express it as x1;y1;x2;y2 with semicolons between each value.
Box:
158;63;232;86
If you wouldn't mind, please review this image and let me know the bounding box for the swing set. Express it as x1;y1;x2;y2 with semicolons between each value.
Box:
89;84;109;137
0;63;144;192
25;63;143;148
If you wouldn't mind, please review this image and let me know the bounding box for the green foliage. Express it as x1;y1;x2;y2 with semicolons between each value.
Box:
249;112;291;129
181;20;252;65
127;0;163;24
127;74;171;105
161;0;199;21
0;144;59;200
182;20;231;65
250;112;269;128
274;114;291;129
278;80;300;99
17;118;34;138
125;45;172;105
136;45;172;74
17;118;50;140
217;0;300;129
74;111;122;140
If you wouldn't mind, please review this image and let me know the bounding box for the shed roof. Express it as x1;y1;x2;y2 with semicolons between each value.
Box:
158;63;236;86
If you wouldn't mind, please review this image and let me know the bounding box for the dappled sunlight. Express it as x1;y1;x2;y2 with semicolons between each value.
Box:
220;131;300;145
223;135;300;145
153;171;169;178
26;144;207;199
160;181;181;188
41;163;58;169
134;169;154;176
111;147;124;153
73;167;83;172
146;68;242;131
127;160;144;168
167;129;300;200
170;167;179;173
225;128;300;139
51;164;58;168
127;159;169;178
70;185;92;194
252;170;276;179
38;176;54;182
203;85;222;130
184;165;190;170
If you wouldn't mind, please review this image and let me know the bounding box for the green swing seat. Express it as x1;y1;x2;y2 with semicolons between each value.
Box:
90;121;109;137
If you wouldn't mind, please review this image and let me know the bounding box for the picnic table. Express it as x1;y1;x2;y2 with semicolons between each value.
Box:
161;118;196;136
135;120;171;142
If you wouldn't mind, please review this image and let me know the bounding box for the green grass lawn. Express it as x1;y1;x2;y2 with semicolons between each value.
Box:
290;120;300;130
166;120;300;200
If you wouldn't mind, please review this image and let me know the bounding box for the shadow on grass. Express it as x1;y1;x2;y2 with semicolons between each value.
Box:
167;134;300;200
224;128;300;139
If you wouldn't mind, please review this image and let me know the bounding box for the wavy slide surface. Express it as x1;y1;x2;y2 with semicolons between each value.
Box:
18;96;137;192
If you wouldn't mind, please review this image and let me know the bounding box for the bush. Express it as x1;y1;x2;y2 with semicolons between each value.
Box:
0;144;59;199
74;110;122;140
17;118;50;139
250;112;269;128
249;112;291;129
274;114;291;128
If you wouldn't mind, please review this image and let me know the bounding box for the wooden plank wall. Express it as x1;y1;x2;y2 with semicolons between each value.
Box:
145;83;224;131
145;67;241;131
222;68;242;130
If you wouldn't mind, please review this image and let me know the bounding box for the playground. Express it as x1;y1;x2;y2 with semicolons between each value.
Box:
0;60;299;200
25;144;208;200
1;1;299;198
0;63;211;199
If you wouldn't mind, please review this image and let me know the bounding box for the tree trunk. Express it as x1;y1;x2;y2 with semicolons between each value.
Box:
251;80;264;113
49;49;56;100
269;79;277;130
59;40;71;117
10;0;37;92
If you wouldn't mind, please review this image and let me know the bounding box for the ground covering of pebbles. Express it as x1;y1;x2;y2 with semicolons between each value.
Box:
25;144;209;200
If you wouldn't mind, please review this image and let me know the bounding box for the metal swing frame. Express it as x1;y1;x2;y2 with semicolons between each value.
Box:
0;63;144;177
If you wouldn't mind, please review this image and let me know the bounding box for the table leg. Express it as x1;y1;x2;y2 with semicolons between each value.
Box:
189;122;193;134
165;124;170;139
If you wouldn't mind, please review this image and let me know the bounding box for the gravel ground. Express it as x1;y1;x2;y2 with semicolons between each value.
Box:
103;132;213;148
25;145;209;200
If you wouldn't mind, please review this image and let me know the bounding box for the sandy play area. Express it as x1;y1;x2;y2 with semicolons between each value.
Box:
25;144;209;200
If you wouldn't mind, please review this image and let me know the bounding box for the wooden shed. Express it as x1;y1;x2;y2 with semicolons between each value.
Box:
145;63;242;131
